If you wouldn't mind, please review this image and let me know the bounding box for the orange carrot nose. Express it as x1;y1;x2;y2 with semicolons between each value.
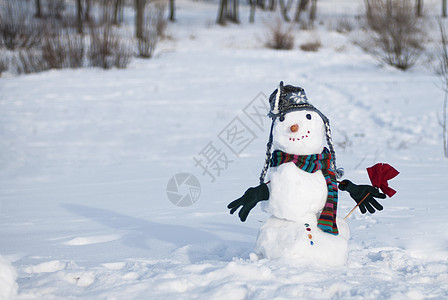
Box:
290;124;299;132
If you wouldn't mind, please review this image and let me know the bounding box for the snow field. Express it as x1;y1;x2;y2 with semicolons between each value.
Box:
0;0;447;299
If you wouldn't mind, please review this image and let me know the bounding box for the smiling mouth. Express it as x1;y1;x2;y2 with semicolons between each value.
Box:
289;131;310;141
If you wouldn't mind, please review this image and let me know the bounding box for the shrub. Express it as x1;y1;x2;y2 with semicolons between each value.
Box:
335;18;353;33
46;0;66;19
154;3;167;38
65;31;85;68
363;0;426;70
41;28;85;69
300;40;321;52
1;0;133;74
0;54;8;76
138;30;157;58
41;30;66;69
0;1;42;50
88;24;115;69
138;2;166;58
264;17;295;50
88;22;131;69
12;49;47;74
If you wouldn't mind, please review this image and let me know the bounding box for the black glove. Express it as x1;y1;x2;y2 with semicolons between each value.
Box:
227;183;269;222
338;179;386;214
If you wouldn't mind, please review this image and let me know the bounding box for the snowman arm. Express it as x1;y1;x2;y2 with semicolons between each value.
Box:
338;180;386;215
227;183;269;222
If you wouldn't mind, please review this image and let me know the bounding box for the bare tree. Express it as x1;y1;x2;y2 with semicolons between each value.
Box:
77;0;83;34
278;0;293;22
437;21;448;157
365;0;372;16
84;0;91;21
232;0;239;23
35;0;42;18
249;0;256;23
47;0;65;19
217;0;227;24
363;0;425;70
294;0;309;23
135;0;145;39
169;0;175;21
443;0;447;17
113;0;124;25
309;0;317;22
217;0;239;24
415;0;423;17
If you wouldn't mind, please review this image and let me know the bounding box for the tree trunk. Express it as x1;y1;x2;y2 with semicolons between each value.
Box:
113;0;121;25
309;0;317;22
285;0;294;12
386;0;392;16
84;0;91;21
443;0;447;18
217;0;227;24
169;0;175;21
444;90;448;157
268;0;276;11
231;0;239;23
35;0;42;17
365;0;371;18
135;0;145;39
279;0;290;21
249;0;256;23
76;0;83;34
416;0;423;17
294;0;309;23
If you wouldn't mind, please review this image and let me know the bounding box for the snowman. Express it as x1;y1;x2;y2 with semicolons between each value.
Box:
228;82;370;266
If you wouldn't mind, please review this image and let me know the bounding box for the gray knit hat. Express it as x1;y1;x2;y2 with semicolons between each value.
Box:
259;81;343;184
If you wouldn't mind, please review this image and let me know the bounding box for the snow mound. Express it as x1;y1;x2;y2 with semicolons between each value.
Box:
24;260;67;274
0;255;18;300
64;234;122;246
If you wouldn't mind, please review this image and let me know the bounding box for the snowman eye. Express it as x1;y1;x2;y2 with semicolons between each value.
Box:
306;114;312;120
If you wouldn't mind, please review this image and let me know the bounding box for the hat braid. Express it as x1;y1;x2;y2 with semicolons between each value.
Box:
324;120;344;178
259;119;276;184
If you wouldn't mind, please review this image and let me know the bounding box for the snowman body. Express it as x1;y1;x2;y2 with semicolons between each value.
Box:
256;110;349;266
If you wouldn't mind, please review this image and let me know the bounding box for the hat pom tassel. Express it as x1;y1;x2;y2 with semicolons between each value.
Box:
335;167;344;179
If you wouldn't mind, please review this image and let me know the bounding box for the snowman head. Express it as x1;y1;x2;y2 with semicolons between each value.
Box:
272;110;325;155
259;82;343;184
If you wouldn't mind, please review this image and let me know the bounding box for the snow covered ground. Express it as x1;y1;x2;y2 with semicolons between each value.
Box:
1;0;447;299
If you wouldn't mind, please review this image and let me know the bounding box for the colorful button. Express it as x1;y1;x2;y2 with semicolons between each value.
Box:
310;241;314;245
304;223;309;227
306;228;311;231
308;234;312;239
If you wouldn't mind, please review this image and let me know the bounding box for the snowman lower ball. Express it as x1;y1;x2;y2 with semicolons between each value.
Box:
228;82;349;266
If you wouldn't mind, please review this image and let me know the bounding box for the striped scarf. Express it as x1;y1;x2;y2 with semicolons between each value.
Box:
270;148;339;235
